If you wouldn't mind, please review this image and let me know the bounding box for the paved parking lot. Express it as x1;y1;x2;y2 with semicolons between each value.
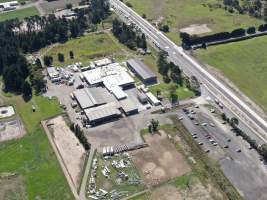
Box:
177;104;267;200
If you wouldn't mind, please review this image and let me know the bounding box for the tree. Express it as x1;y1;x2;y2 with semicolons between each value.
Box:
157;50;169;76
69;51;74;59
247;26;256;34
58;53;65;62
142;14;146;18
150;119;159;132
160;25;169;32
259;144;267;160
230;117;239;127
170;84;178;104
221;113;227;121
30;71;46;94
22;81;32;97
66;3;72;9
44;56;53;66
141;33;147;50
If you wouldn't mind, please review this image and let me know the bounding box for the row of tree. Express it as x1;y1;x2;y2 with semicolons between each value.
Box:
180;23;267;47
157;50;183;85
221;113;267;161
70;123;91;150
112;18;147;50
0;0;109;95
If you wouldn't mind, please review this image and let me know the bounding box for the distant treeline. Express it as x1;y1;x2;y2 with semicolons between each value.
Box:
180;23;267;48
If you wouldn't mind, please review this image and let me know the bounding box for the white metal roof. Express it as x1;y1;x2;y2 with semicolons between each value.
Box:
94;58;112;67
0;1;18;8
47;67;59;78
146;92;160;105
82;63;134;87
110;85;127;100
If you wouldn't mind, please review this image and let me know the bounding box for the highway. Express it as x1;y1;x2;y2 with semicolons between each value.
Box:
110;0;267;141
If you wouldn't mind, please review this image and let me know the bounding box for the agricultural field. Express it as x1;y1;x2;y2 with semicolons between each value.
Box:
44;32;135;67
126;0;263;44
196;36;267;113
0;94;74;200
0;7;39;22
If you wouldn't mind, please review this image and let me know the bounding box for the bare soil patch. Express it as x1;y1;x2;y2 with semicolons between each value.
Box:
47;116;86;189
0;174;28;200
0;118;25;142
180;24;211;35
131;131;191;186
151;185;182;200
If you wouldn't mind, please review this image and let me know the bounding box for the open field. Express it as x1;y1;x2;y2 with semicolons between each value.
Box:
45;32;135;67
0;7;39;22
126;0;263;44
131;131;191;186
0;94;74;200
196;36;267;113
46;116;86;189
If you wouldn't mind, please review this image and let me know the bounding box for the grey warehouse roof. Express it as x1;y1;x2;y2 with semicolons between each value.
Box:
127;59;156;80
74;87;113;109
84;103;121;122
120;98;138;113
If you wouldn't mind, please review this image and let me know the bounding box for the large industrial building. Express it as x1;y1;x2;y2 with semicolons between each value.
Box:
127;59;157;85
84;103;122;125
82;63;135;100
0;1;19;11
73;87;114;109
119;98;138;116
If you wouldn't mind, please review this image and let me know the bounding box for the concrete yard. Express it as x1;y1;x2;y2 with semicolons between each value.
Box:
46;116;86;189
0;118;25;142
131;131;191;186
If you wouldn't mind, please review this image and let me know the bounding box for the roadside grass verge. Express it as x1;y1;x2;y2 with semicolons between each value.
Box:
196;36;267;113
0;94;74;200
0;7;39;22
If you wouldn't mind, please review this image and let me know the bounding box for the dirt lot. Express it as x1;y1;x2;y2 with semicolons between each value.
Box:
131;131;191;186
150;185;182;200
0;174;27;200
180;24;211;35
0;118;25;142
47;116;85;189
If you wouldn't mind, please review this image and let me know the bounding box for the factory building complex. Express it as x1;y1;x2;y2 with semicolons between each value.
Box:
50;58;159;126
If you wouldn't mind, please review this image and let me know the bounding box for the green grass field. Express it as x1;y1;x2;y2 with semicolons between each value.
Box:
45;32;135;67
149;83;194;101
126;0;263;44
0;95;74;200
0;7;39;22
196;36;267;112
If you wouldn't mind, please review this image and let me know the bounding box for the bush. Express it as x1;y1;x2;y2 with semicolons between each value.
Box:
231;28;245;37
247;26;256;34
57;53;65;62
